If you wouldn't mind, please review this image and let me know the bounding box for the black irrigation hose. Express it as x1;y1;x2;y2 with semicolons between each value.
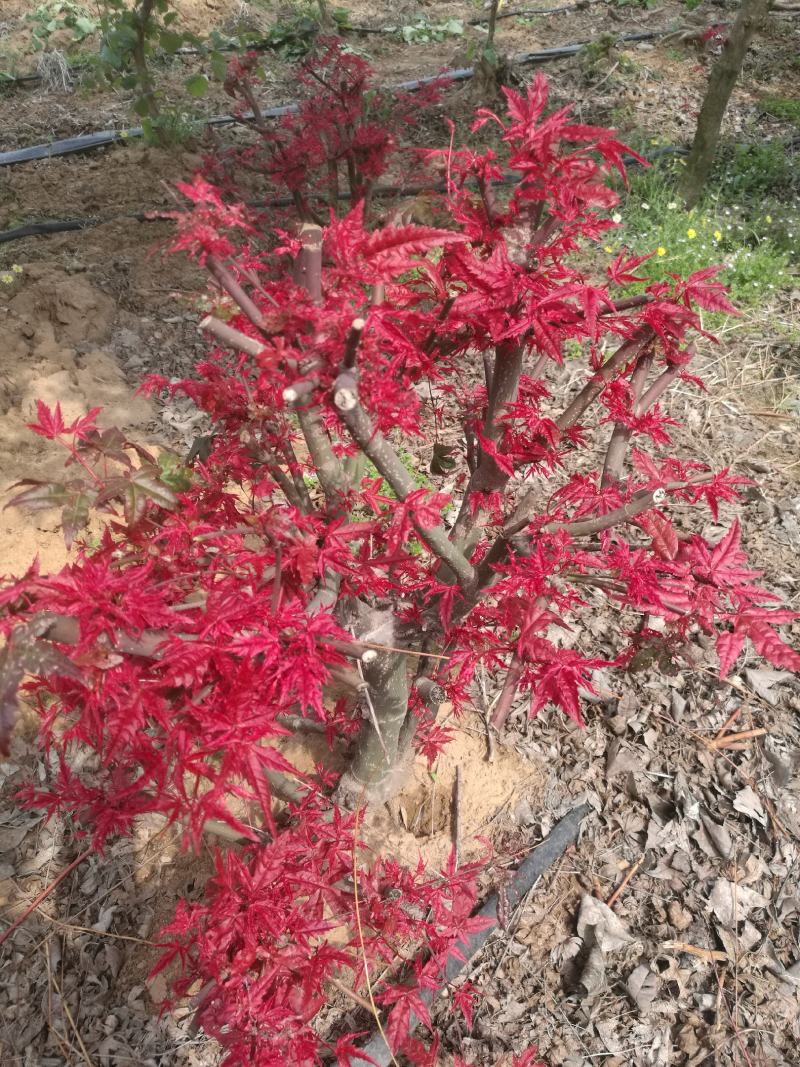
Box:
355;802;591;1066
339;1;607;32
0;1;610;87
0;32;663;169
0;147;694;247
471;0;607;24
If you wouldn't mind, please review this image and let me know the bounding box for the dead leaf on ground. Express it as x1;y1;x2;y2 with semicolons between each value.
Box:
707;878;769;927
733;785;768;826
627;962;660;1013
744;667;794;705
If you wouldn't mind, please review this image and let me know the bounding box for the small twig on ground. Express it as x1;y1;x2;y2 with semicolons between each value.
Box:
698;666;779;712
607;854;645;909
329;974;377;1015
590;59;619;92
713;961;757;1067
665;941;728;963
715;701;748;739
42;943;75;1065
652;710;789;839
0;846;93;948
708;728;768;751
30;912;156;946
47;962;97;1067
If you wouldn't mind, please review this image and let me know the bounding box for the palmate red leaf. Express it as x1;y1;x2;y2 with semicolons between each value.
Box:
637;511;679;560
359;224;464;274
335;1032;379;1067
26;399;66;440
527;314;563;362
748;622;800;672
682;266;739;316
716;628;746;678
383;984;432;1053
709;519;741;570
452;981;479;1029
607;251;654;285
502;75;549;125
398;1034;441;1067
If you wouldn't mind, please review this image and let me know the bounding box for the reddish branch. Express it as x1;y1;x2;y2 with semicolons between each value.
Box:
0;847;93;948
206;254;268;331
601;350;653;487
333;370;476;588
452;340;525;548
490;653;524;730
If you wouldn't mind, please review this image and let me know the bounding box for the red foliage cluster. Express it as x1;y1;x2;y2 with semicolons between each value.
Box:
2;44;798;1065
210;38;446;218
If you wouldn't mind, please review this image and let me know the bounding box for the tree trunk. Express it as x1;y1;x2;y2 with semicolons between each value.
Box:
679;0;772;208
132;0;159;120
335;606;411;805
471;0;506;102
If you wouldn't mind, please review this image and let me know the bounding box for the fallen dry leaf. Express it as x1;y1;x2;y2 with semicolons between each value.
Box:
707;878;768;927
733;785;768;826
627;962;660;1013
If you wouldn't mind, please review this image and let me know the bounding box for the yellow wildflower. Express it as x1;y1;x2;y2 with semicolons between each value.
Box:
686;228;697;239
603;245;614;254
656;247;666;256
714;229;722;241
765;215;772;224
11;264;23;273
0;273;14;284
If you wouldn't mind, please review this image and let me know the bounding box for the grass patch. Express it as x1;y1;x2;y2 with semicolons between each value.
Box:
605;157;797;307
759;96;800;125
714;140;799;200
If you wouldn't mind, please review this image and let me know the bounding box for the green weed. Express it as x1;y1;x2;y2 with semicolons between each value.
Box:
389;18;464;44
607;164;795;307
28;0;98;52
759;96;800;125
141;108;200;146
715;141;798;200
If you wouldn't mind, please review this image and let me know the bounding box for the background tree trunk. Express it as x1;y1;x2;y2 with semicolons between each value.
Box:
679;0;772;208
472;0;507;101
132;0;159;120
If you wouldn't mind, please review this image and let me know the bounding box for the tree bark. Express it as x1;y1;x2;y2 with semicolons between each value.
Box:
335;607;410;804
450;340;524;550
132;0;159;120
679;0;772;208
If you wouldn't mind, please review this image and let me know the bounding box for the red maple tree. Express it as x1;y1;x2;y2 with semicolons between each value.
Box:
2;47;797;1065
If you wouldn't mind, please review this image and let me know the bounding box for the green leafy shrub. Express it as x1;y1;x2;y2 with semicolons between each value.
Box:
390;17;465;44
28;0;98;51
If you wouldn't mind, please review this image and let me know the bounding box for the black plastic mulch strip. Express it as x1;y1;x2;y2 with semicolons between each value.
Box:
0;147;693;247
0;4;617;86
0;34;661;169
356;802;592;1066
